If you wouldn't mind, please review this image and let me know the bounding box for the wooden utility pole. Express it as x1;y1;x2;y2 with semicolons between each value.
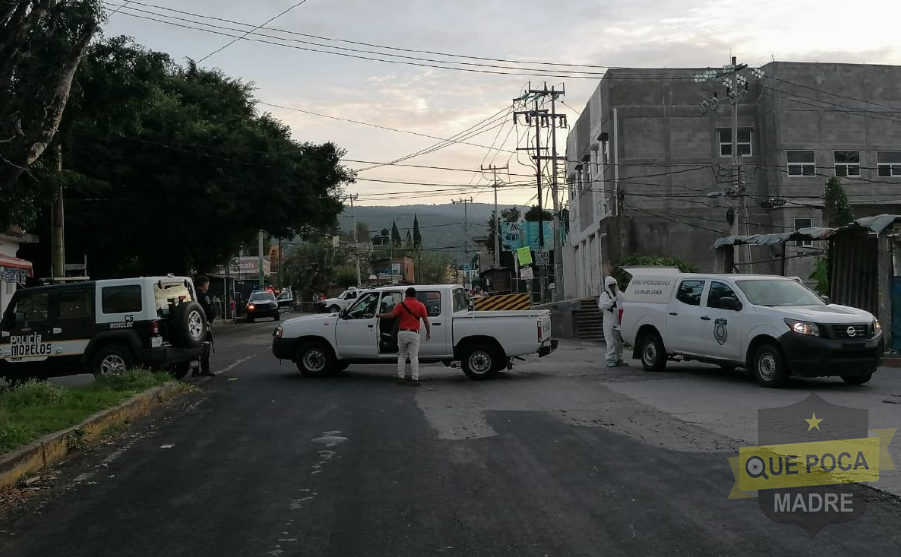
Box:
481;164;509;269
517;84;568;301
452;197;473;288
51;145;65;279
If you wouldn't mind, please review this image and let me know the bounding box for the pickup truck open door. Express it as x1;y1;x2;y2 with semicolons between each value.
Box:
334;292;380;358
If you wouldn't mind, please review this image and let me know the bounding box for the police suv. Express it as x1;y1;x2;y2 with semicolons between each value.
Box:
0;276;208;384
618;268;884;387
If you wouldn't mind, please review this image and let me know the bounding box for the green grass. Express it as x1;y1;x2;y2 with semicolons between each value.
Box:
0;370;174;454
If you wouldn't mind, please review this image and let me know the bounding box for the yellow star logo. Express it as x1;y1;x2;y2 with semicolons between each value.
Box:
806;413;823;431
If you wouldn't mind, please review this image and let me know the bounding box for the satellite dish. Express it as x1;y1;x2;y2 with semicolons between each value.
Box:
726;207;735;226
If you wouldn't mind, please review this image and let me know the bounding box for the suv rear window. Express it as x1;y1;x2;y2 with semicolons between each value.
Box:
675;280;705;307
102;285;142;314
154;281;194;317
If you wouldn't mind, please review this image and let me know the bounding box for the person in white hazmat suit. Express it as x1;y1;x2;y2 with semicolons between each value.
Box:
598;276;627;367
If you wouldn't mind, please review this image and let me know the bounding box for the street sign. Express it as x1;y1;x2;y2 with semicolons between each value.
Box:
520;267;534;280
64;264;86;271
535;250;549;266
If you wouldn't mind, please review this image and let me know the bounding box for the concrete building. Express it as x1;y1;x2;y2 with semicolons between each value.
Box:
564;62;901;295
0;227;38;314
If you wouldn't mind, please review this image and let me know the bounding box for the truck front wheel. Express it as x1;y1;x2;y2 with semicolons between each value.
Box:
751;343;788;388
460;344;499;380
296;342;336;377
638;333;667;372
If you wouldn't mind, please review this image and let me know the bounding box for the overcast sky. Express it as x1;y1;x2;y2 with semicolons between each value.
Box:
103;0;901;207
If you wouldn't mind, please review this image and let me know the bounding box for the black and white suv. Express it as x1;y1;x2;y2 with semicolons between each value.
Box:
0;276;208;384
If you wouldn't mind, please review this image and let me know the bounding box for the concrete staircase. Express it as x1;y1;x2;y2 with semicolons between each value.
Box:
576;297;605;343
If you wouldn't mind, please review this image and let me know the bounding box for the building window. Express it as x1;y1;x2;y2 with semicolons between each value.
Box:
719;129;752;157
787;151;816;176
794;218;813;247
834;151;860;177
877;151;901;177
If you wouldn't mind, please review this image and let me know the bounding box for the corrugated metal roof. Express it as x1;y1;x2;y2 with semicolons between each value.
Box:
712;214;901;249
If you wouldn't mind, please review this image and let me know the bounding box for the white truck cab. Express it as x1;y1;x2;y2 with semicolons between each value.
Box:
618;269;884;387
272;284;556;380
321;288;364;313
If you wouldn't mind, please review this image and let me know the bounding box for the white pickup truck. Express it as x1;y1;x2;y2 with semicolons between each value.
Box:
272;284;557;379
619;269;883;388
320;288;364;313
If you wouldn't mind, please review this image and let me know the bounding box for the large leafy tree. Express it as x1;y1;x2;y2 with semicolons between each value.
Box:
20;39;351;277
0;1;101;204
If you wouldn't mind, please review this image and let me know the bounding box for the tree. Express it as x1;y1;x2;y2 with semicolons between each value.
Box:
485;207;520;269
824;176;855;227
0;1;102;199
405;229;413;248
355;221;369;243
19;39;352;277
524;205;552;222
417;251;453;284
391;221;402;247
413;215;422;249
810;177;855;294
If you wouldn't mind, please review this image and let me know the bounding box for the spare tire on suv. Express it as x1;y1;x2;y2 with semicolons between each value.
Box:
171;301;207;348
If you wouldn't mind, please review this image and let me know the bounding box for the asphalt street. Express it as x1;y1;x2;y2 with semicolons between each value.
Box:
1;317;900;556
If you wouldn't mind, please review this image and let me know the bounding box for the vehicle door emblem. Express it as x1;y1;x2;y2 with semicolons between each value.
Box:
53;328;62;334
847;326;856;337
714;318;728;345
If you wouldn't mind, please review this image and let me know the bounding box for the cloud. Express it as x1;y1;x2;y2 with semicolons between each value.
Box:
104;0;901;207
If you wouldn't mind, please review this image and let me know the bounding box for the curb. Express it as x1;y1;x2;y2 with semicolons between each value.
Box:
0;381;186;490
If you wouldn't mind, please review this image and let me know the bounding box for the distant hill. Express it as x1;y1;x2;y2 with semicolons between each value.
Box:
337;203;517;265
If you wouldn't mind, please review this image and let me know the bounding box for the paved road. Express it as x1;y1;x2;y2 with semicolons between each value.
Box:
1;322;900;556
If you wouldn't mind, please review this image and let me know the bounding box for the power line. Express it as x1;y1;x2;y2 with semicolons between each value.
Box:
107;3;698;81
197;0;311;63
765;75;901;113
110;7;608;80
259;101;516;154
114;1;619;71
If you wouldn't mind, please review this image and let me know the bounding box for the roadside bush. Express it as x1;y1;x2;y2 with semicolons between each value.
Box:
610;255;698;287
1;381;66;410
93;369;172;393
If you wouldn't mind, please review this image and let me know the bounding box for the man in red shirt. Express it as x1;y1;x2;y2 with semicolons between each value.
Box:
377;287;431;386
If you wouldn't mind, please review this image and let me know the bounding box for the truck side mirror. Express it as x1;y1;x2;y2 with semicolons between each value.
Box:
821;295;831;305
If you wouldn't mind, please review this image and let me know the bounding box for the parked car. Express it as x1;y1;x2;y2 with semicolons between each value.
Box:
245;291;281;323
0;276;207;384
618;268;884;387
320;288;364;313
272;285;557;379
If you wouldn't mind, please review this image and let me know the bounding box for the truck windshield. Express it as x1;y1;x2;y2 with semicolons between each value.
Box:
735;279;824;307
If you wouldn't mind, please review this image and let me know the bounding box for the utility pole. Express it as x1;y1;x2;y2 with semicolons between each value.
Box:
548;85;565;301
481;164;508;269
695;60;764;273
51;145;65;279
347;193;361;287
452;197;473;288
257;230;265;288
517;83;568;302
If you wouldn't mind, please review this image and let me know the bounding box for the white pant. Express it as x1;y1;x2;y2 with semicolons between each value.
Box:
397;330;421;380
603;314;623;365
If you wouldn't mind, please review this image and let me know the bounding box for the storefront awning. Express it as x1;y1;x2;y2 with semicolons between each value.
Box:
0;255;34;274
